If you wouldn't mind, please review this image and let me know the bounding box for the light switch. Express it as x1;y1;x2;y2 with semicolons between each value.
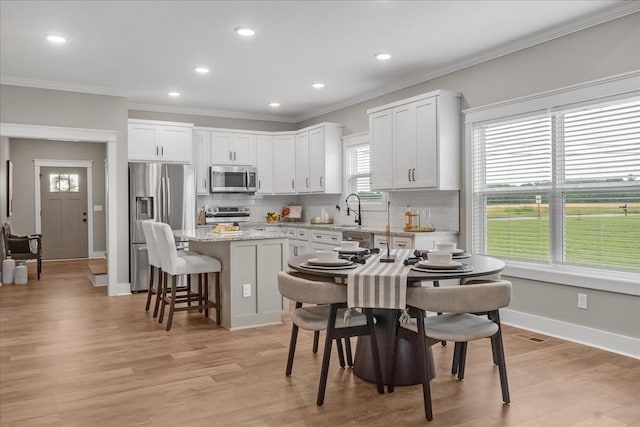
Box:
242;283;251;298
93;205;103;212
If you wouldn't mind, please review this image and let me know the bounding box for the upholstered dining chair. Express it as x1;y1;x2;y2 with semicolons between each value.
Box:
2;223;42;280
152;221;222;331
388;280;512;421
277;271;385;406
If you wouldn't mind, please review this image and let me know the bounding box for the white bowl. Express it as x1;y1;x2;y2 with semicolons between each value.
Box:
340;240;360;251
436;241;457;252
427;251;452;264
316;250;339;261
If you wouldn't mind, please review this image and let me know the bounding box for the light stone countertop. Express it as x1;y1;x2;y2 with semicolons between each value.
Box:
178;228;289;242
236;222;459;237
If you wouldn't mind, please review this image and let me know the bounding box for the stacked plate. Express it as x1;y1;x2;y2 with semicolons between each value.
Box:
411;260;474;273
301;258;358;270
426;248;471;259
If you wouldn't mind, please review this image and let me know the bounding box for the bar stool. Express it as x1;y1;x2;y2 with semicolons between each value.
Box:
153;221;222;331
278;271;384;406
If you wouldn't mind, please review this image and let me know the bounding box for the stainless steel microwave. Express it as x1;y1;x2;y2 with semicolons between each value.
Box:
209;165;257;193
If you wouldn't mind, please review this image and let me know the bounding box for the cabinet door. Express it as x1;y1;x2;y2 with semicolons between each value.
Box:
256;134;273;194
308;127;325;192
232;133;256;165
210;132;233;164
272;134;296;193
295;131;310;193
393;104;416;189
370;110;393;190
192;130;211;194
158;126;191;163
413;98;438;188
128;123;159;160
374;234;389;250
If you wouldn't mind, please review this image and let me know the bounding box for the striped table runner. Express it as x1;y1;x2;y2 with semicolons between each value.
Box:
347;249;413;309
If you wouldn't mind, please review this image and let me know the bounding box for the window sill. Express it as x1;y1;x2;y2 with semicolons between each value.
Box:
503;261;640;296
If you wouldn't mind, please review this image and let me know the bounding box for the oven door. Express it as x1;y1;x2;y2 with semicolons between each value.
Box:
209;166;256;193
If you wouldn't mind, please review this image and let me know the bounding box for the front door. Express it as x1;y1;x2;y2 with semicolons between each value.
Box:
40;167;88;259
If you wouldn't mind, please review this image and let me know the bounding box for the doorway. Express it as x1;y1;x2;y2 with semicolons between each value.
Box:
40;166;89;259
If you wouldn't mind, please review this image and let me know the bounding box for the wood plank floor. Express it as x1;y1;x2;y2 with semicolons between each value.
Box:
1;260;638;426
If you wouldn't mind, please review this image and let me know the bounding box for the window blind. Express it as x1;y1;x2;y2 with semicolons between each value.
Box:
345;142;381;201
473;97;640;272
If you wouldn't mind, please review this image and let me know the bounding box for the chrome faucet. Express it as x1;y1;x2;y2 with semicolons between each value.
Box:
345;193;362;226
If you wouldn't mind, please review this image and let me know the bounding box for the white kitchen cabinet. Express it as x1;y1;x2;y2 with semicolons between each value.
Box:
272;134;297;194
309;229;342;252
374;233;455;251
294;123;343;194
368;90;460;190
288;227;309;256
210;132;256;165
256;134;273;194
374;234;389;250
128;119;193;163
192;129;211;194
391;236;413;249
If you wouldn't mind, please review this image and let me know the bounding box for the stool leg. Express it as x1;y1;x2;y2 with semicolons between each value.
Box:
198;273;204;313
204;273;210;318
215;272;221;325
313;331;320;353
187;274;192;307
345;338;353;367
153;269;163;318
158;272;168;323
166;275;177;331
145;266;155;311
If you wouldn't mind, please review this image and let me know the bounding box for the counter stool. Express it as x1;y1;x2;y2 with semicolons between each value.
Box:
153;222;222;331
278;271;384;406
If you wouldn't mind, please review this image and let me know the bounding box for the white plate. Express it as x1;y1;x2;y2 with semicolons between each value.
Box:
452;253;471;259
300;262;358;270
428;248;465;255
333;247;364;254
308;258;353;267
417;260;462;269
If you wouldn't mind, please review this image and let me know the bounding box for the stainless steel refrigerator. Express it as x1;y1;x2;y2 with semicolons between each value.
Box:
129;163;197;292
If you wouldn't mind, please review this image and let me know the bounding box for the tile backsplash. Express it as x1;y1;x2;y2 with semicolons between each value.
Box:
198;190;459;232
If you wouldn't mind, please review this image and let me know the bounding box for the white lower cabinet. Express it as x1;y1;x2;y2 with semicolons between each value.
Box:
288;227;309;256
374;233;456;251
309;229;342;252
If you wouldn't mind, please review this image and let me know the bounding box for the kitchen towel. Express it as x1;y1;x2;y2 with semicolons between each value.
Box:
347;249;412;309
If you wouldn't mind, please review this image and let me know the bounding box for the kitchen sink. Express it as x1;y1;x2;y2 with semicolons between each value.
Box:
335;224;358;228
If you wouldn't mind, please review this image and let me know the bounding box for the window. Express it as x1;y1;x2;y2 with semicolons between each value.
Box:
472;98;640;273
49;173;79;192
344;132;385;206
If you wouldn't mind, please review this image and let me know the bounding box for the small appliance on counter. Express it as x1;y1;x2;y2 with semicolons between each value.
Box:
205;206;251;224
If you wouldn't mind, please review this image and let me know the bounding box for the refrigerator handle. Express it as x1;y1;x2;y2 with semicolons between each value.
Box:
246;170;250;190
166;177;171;219
160;177;166;221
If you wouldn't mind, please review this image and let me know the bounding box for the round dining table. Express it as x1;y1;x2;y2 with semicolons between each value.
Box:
287;252;506;386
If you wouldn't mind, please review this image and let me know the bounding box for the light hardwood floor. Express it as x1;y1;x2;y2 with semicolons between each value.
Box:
1;260;638;426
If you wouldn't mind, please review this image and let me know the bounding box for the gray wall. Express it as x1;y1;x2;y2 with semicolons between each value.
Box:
9;139;107;253
128;110;296;132
0;136;9;228
0;85;129;284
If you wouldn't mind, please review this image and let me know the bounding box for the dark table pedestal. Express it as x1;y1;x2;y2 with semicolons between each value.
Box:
353;309;435;386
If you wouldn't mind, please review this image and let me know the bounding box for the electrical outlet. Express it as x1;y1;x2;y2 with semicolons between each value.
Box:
242;283;251;298
578;293;588;309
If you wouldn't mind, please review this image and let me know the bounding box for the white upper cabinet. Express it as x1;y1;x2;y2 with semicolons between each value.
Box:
293;123;343;194
192;129;212;194
210;131;256;165
256;134;273;194
272;134;297;194
368;90;460;191
128;119;193;163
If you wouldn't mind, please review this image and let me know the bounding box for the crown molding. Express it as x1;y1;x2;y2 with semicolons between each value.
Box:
0;75;129;98
127;102;298;124
294;2;640;122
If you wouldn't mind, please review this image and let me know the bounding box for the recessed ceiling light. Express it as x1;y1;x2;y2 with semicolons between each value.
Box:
311;82;325;89
235;27;255;37
375;53;391;61
268;102;280;108
193;66;210;74
46;34;67;44
167;91;181;97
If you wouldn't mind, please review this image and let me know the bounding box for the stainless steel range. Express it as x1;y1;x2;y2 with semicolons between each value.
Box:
205;206;251;224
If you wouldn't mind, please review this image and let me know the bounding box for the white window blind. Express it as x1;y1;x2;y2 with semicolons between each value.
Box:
473;97;640;272
345;142;382;201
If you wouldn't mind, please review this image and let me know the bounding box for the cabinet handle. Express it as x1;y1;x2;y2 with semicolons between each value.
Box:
258;179;261;190
408;168;411;181
320;176;323;187
315;235;322;239
234;151;237;161
331;237;338;241
292;180;295;189
203;178;206;187
156;145;159;156
412;168;416;182
306;177;309;188
229;151;233;161
161;146;164;156
294;246;298;256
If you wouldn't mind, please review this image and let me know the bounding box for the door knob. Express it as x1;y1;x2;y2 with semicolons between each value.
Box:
83;218;87;222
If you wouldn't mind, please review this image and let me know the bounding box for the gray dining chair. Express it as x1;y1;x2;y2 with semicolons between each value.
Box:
388;280;512;421
277;271;385;405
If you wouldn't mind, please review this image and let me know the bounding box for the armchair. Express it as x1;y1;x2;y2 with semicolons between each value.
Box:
2;223;42;280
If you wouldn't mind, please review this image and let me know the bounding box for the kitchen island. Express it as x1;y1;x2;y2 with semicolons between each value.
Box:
181;228;289;330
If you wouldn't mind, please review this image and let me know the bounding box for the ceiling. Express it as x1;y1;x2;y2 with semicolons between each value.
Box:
1;1;635;123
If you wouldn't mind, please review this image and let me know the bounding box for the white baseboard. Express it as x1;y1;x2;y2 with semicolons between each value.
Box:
109;282;131;296
90;251;106;259
89;273;108;287
501;309;640;360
